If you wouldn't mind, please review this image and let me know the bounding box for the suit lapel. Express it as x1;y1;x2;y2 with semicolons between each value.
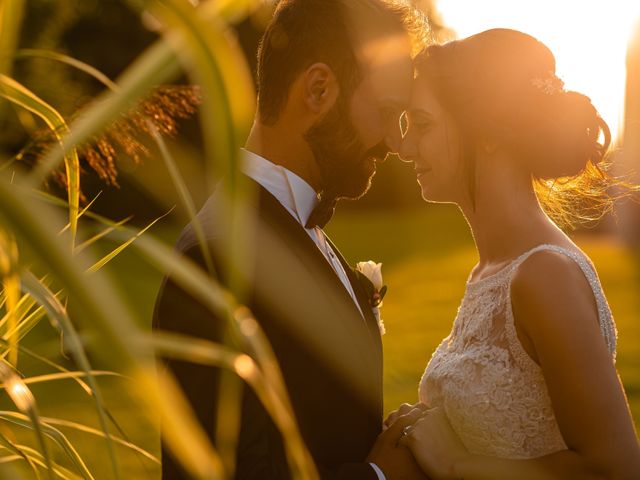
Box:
255;183;378;352
322;235;383;352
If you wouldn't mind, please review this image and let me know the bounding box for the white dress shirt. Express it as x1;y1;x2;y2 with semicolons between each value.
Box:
240;149;385;480
241;149;364;317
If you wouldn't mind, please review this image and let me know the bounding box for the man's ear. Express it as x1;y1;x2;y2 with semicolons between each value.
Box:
303;63;339;116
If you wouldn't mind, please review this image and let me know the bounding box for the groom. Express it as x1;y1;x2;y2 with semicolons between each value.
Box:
153;0;427;478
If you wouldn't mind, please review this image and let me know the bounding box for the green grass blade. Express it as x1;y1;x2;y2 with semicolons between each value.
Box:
17;371;121;386
60;192;103;235
0;337;154;477
0;337;91;394
0;429;40;479
21;271;121;479
140;0;257;301
149;123;215;274
0;362;54;479
0;442;83;480
0;412;94;480
87;210;170;273
0;231;20;367
0;0;25;77
32;190;130;232
0;175;224;478
1;304;46;351
0;289;40;331
0;76;80;249
14;49;118;91
38;417;159;465
74;216;132;254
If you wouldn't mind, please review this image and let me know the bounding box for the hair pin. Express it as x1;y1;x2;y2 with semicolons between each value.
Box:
531;72;565;95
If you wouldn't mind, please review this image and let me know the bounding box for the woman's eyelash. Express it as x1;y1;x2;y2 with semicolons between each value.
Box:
411;121;431;130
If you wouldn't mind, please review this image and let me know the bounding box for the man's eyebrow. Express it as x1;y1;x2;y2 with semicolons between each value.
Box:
379;99;405;109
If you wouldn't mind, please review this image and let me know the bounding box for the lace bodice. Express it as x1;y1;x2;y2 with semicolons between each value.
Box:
419;244;617;459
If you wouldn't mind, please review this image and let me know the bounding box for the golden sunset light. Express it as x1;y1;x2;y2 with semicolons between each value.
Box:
2;2;640;478
437;0;640;141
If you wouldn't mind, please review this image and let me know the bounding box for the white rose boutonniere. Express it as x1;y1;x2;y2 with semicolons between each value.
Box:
354;261;388;335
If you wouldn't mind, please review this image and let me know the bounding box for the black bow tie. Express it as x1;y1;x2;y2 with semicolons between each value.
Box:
305;194;338;229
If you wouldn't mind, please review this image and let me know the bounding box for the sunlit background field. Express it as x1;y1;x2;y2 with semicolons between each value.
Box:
0;0;639;478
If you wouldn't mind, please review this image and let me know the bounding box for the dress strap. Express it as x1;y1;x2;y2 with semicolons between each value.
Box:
503;244;617;371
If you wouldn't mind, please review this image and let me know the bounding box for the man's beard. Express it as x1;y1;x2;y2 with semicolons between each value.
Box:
304;95;389;203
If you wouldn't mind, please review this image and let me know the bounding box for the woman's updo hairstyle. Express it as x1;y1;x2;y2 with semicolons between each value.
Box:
414;28;619;227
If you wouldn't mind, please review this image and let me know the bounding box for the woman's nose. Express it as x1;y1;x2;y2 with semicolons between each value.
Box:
398;135;417;163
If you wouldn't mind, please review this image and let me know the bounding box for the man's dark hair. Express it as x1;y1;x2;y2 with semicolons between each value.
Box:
256;0;427;125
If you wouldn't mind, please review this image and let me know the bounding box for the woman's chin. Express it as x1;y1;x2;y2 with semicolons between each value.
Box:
420;189;435;203
419;186;446;204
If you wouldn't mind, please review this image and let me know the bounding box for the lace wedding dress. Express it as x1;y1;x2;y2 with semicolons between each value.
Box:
419;244;617;458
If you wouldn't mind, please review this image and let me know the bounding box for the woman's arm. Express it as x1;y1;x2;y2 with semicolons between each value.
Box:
401;250;640;480
400;407;602;480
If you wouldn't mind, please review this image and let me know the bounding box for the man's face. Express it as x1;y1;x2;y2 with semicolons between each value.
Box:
305;33;413;201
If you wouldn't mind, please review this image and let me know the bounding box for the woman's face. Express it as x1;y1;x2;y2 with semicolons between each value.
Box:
400;77;465;204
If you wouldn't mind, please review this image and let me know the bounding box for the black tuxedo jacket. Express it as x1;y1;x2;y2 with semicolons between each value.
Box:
153;178;383;479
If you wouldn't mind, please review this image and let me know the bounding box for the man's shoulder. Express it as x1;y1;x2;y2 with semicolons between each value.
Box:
176;180;303;255
174;191;224;254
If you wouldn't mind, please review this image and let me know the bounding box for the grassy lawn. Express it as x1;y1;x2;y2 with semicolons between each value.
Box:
4;205;638;478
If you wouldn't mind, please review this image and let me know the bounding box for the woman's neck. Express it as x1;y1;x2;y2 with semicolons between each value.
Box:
459;153;567;268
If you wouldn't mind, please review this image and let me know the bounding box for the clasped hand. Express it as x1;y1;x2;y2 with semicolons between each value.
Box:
382;403;470;480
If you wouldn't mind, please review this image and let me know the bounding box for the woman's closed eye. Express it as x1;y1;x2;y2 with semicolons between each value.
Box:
406;115;433;134
406;109;436;133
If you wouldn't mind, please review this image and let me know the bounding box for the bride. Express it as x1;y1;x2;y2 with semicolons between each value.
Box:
387;29;640;479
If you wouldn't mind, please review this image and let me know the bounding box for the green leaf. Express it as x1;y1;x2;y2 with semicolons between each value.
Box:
353;269;376;299
379;285;388;301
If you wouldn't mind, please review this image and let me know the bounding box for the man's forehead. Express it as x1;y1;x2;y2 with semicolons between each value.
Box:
357;33;414;103
359;32;412;66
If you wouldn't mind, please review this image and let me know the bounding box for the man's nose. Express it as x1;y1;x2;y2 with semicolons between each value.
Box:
385;128;402;155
